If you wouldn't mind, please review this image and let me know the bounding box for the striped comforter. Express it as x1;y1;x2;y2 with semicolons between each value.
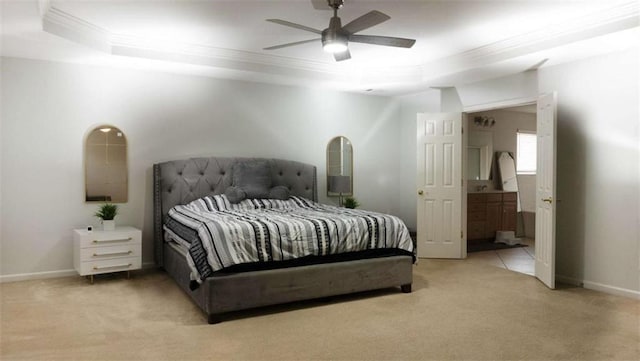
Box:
164;195;414;285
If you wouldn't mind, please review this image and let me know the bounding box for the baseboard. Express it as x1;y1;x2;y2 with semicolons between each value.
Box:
583;280;640;300
0;269;77;283
556;274;583;287
556;274;640;300
1;262;157;283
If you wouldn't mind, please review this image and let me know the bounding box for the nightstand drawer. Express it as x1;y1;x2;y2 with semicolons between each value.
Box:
78;256;141;276
77;229;141;248
80;243;141;261
74;227;143;281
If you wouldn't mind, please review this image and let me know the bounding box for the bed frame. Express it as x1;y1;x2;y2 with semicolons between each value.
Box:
153;157;413;324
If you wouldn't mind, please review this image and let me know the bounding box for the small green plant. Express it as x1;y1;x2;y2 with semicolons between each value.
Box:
95;203;118;220
343;197;360;209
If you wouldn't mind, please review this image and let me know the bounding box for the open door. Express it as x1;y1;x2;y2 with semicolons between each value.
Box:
416;113;463;258
535;92;557;288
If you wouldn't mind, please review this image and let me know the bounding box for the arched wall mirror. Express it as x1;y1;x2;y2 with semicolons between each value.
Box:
326;136;353;202
85;125;128;203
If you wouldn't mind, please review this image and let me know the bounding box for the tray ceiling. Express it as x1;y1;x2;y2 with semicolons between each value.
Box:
2;0;638;95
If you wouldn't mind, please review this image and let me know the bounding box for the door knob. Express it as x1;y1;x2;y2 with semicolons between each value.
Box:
418;190;424;195
542;197;553;204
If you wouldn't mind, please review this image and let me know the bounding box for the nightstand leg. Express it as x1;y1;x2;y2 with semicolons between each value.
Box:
127;271;130;279
90;275;94;284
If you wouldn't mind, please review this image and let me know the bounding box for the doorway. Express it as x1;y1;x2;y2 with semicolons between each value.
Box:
416;92;556;288
465;104;537;276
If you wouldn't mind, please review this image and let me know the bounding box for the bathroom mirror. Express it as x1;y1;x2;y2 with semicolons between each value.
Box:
326;136;353;197
467;130;493;180
85;125;128;203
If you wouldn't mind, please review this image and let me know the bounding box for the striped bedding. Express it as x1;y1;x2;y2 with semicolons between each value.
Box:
164;195;415;285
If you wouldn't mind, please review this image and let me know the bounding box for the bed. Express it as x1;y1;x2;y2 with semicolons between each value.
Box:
154;157;414;323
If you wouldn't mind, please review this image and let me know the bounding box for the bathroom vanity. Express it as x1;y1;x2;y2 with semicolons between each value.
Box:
467;191;517;242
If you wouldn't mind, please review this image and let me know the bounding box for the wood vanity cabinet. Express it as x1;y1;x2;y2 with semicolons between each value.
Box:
467;192;517;242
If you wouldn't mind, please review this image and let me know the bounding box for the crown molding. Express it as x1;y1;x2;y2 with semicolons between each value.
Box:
109;33;347;78
41;5;380;86
40;1;639;90
43;6;111;53
456;1;639;64
420;1;640;80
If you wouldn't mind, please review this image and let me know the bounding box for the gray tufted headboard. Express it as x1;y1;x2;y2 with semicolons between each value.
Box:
153;157;317;266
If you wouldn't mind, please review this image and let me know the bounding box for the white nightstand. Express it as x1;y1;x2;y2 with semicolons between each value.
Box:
73;226;142;283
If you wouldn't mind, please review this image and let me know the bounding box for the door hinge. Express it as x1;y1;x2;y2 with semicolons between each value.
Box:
461;231;464;239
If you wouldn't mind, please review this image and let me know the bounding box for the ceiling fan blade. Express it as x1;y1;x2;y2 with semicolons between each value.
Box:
342;10;390;34
349;34;416;48
266;19;322;34
333;49;351;62
263;38;320;50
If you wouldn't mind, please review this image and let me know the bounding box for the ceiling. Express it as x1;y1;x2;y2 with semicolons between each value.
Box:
1;0;638;95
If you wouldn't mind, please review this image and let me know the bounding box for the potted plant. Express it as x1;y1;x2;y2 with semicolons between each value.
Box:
95;203;118;231
343;197;360;209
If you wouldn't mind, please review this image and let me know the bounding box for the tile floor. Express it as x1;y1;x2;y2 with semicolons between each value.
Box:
467;238;536;276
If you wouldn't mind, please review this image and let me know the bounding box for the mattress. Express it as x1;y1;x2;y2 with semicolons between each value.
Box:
164;195;415;284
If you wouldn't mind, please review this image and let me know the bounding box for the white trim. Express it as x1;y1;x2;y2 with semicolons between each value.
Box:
37;2;639;94
0;262;155;283
0;269;77;283
583;280;640;300
555;274;583;287
555;274;640;300
463;97;537;113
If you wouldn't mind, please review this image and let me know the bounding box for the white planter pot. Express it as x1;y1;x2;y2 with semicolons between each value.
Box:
102;220;116;231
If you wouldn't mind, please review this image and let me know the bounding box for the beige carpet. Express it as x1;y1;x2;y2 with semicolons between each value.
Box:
1;259;638;361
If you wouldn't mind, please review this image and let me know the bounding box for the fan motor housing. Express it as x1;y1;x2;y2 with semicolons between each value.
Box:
322;16;348;49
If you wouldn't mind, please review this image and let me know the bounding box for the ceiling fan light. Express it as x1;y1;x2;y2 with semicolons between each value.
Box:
323;41;348;53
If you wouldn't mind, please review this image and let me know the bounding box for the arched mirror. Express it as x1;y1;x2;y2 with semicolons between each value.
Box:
85;125;128;202
326;136;353;203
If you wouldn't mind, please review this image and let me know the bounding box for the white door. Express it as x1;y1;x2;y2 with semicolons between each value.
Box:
535;93;557;289
416;113;463;258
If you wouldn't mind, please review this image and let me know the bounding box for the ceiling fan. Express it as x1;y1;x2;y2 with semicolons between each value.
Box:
264;0;416;61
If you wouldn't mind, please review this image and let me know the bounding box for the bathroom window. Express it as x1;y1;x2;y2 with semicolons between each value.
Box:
516;131;536;175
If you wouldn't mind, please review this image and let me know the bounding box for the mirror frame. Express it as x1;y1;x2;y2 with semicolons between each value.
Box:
84;124;128;203
326;136;353;197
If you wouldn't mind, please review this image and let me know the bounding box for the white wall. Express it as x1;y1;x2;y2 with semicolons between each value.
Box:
2;49;638;296
395;90;441;231
0;57;403;277
456;71;538;110
394;48;639;296
538;48;640;294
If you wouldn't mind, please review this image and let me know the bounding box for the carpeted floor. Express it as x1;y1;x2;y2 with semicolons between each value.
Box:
1;259;639;361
